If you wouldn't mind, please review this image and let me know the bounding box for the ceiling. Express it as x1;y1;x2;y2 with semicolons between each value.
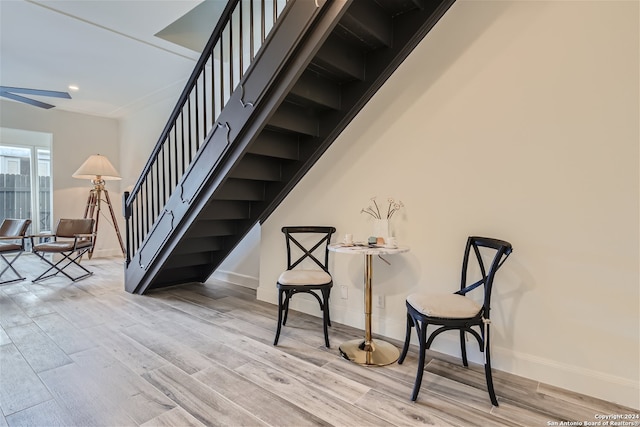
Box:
0;0;226;119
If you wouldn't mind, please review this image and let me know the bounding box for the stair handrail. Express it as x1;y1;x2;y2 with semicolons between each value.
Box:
123;0;288;264
126;0;241;203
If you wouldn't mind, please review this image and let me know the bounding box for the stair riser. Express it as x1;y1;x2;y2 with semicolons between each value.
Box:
288;70;341;110
174;237;223;255
312;34;365;81
166;252;212;269
186;221;236;238
230;155;282;182
338;0;391;49
214;180;266;201
200;200;251;220
268;102;319;136
247;130;300;160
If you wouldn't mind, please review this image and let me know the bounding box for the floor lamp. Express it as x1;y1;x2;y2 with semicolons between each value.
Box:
72;154;125;258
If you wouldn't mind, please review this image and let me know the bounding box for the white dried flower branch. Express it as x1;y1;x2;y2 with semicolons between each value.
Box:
361;196;404;219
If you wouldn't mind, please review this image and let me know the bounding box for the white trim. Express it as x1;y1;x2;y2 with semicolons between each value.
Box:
211;270;259;289
494;347;639;410
422;335;639;410
90;248;124;259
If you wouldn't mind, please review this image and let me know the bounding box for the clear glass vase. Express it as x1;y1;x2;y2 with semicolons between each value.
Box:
372;219;390;241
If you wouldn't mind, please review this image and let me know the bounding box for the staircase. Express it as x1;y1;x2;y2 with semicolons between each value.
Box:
124;0;455;294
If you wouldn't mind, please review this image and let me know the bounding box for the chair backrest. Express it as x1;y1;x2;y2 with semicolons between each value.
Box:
0;219;31;237
282;226;336;272
458;236;513;317
55;218;95;238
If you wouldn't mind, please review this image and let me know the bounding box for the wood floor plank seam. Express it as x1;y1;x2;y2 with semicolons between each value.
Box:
1;256;635;427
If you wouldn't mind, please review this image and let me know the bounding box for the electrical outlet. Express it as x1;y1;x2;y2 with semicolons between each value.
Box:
376;294;385;308
340;285;348;299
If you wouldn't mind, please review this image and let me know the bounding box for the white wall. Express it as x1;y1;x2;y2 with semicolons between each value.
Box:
258;0;639;409
0;100;122;257
210;223;261;288
118;85;181;191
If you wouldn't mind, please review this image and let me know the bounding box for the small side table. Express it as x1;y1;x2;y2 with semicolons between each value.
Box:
328;243;410;366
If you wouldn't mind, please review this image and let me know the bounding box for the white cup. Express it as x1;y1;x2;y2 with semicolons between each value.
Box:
344;233;353;244
385;237;397;248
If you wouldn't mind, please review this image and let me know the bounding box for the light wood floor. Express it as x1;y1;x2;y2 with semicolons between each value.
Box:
0;255;635;427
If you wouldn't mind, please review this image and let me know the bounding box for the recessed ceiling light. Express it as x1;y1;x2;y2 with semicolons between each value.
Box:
68;85;79;91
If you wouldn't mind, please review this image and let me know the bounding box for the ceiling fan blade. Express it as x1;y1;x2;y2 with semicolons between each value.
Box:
0;86;71;99
0;91;56;109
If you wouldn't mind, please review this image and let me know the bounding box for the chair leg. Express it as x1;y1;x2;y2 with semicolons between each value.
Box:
484;325;499;406
0;252;26;285
460;330;469;367
282;290;291;326
398;312;413;364
321;288;331;348
274;286;333;348
326;288;332;327
32;250;92;283
274;289;285;346
411;318;428;401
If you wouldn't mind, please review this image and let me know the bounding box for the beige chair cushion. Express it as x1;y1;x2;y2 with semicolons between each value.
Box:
407;292;482;319
278;269;332;286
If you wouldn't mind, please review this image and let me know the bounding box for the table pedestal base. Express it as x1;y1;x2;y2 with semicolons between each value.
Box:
339;339;399;366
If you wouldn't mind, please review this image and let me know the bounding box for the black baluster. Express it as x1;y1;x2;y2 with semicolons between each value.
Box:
123;191;131;265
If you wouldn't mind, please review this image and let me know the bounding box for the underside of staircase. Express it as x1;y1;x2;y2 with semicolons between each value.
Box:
125;0;454;294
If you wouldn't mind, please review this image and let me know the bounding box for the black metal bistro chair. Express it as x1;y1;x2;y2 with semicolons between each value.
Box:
398;236;513;406
31;218;95;283
0;218;32;285
274;226;336;348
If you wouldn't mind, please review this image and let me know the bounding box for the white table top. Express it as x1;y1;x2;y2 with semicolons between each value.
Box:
328;243;410;255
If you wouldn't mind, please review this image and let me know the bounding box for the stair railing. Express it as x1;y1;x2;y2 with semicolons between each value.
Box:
123;0;288;265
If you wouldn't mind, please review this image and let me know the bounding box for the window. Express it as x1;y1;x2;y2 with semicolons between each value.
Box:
0;128;53;234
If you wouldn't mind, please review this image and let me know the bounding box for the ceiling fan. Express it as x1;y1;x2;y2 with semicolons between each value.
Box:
0;86;71;109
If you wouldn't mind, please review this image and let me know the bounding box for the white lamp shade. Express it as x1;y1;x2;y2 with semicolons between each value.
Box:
72;154;121;180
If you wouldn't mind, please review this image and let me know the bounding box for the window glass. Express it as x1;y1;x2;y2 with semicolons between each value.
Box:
0;132;52;234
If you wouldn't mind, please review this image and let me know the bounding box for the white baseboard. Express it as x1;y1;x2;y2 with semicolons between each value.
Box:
256;285;639;410
211;270;259;289
422;335;639;410
90;248;125;259
493;347;639;410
